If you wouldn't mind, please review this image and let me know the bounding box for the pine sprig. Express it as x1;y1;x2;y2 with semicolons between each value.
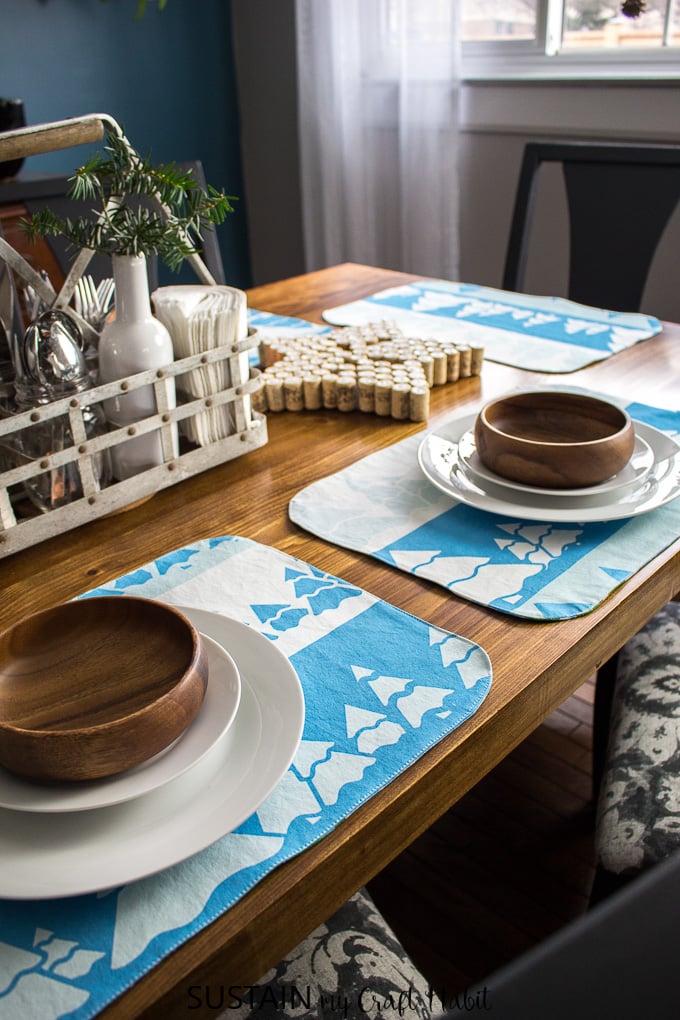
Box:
22;132;235;272
621;1;646;16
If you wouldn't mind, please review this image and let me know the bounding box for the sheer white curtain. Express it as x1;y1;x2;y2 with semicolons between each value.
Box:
295;0;461;280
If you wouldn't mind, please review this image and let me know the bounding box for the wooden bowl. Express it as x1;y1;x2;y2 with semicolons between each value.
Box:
0;597;209;782
474;391;635;490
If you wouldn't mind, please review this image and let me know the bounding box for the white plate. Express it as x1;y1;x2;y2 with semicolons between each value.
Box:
418;413;680;523
0;611;304;899
0;633;241;814
457;427;655;499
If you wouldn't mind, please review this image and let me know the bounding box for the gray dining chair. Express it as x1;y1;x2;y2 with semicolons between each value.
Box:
222;851;680;1019
505;142;680;848
503;141;680;312
220;886;433;1019
591;599;680;903
504;140;680;899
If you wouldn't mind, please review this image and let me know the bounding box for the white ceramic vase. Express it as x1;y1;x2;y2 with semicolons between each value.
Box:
99;254;178;480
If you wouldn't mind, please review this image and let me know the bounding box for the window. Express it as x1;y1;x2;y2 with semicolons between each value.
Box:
462;0;538;43
461;0;680;79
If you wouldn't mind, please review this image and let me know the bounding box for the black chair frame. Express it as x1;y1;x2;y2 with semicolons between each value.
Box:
460;847;680;1020
503;141;680;312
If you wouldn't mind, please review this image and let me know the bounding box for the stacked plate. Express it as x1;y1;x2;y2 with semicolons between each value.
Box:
0;609;304;900
418;411;680;523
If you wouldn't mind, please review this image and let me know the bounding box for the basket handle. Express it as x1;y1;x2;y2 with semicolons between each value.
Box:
0;114;119;162
0;113;217;297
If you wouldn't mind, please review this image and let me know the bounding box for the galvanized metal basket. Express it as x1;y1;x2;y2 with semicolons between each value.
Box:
0;333;266;558
0;114;267;558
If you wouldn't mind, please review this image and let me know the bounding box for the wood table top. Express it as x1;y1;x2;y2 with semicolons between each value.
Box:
2;263;678;1018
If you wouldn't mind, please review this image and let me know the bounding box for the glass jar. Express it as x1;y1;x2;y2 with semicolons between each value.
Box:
14;381;111;514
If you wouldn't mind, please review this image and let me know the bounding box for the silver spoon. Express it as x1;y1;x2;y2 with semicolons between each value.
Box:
22;310;89;392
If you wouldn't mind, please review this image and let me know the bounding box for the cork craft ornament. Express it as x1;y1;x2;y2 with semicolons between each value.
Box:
252;321;484;422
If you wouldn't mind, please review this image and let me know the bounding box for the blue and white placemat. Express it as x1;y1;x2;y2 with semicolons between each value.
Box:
248;308;327;365
323;279;662;373
0;537;491;1020
290;402;680;622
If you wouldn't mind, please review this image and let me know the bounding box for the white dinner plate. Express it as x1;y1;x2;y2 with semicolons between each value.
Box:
0;611;304;899
0;633;241;814
457;427;655;500
418;413;680;523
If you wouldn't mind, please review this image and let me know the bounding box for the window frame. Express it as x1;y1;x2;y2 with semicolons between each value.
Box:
461;0;680;82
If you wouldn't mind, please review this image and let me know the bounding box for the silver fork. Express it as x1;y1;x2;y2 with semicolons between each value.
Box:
74;275;115;331
96;278;115;320
73;276;92;322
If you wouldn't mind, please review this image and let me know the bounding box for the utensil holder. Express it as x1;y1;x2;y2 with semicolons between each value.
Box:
0;113;267;557
0;328;266;558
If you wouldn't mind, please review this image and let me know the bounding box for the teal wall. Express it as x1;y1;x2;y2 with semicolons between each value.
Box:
1;0;251;286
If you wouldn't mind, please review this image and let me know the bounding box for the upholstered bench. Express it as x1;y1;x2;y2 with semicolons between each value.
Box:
222;886;433;1018
593;600;680;900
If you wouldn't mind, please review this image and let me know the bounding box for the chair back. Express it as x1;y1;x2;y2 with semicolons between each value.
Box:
455;847;680;1020
503;142;680;311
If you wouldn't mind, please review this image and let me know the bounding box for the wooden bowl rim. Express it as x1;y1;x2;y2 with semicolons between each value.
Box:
478;391;632;449
0;596;203;738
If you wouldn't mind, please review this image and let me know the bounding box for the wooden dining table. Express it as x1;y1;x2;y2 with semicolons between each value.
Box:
3;262;679;1018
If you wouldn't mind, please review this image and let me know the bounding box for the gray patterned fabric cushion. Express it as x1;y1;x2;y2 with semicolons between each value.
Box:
222;887;433;1018
595;601;680;875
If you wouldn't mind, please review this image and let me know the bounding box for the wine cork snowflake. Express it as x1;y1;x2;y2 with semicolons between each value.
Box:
252;321;483;422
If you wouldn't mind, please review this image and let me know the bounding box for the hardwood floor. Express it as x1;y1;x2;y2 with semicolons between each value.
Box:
368;677;597;997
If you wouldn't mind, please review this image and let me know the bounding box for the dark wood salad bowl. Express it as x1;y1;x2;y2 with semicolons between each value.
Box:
0;596;208;782
474;390;635;489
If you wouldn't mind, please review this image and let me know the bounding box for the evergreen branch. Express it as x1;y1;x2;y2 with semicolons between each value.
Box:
21;131;235;272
